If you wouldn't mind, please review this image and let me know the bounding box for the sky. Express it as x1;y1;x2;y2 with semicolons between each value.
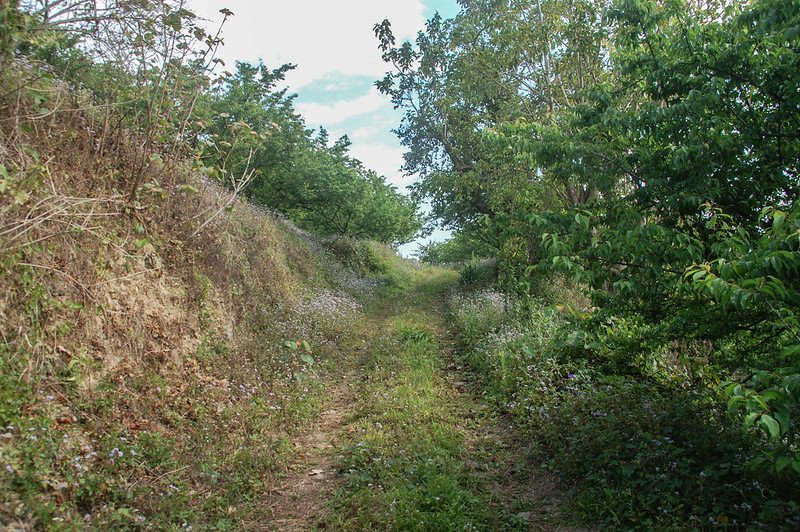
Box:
190;0;461;256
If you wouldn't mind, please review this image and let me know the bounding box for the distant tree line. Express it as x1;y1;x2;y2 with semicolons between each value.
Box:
2;0;421;246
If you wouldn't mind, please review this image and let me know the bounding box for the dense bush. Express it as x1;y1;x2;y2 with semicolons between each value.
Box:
538;378;797;529
448;289;800;529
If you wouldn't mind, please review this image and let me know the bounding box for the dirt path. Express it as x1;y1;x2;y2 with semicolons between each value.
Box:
436;304;571;531
262;273;572;530
262;372;357;530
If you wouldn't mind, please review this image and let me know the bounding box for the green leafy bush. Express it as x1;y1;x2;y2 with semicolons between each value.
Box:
450;293;800;529
459;259;497;287
539;379;797;529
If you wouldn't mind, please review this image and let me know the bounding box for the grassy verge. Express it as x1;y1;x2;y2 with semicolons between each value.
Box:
327;271;526;531
328;318;487;530
447;284;800;529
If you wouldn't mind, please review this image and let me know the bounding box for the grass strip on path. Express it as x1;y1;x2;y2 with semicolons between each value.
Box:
325;274;528;531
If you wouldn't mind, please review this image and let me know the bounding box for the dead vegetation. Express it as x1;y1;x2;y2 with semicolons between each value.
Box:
0;60;366;528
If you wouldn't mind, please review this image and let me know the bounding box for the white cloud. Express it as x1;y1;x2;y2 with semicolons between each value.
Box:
347;142;412;188
296;88;387;125
350;126;381;142
191;0;426;89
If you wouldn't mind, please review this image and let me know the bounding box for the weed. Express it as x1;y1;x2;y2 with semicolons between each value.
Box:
449;290;800;529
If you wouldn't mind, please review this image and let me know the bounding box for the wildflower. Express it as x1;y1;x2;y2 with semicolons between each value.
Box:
109;448;124;459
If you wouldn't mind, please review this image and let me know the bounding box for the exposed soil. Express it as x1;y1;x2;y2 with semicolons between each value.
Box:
263;372;357;531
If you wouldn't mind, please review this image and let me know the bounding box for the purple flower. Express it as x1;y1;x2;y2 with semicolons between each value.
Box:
567;373;576;379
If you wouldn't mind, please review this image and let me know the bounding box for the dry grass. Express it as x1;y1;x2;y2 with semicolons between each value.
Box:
0;60;366;528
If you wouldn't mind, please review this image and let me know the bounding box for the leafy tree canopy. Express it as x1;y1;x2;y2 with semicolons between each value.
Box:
379;0;800;476
199;61;422;246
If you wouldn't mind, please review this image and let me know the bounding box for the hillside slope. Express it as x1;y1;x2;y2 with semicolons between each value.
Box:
0;62;429;528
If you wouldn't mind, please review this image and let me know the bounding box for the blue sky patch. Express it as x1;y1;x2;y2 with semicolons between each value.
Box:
297;73;376;104
424;0;460;18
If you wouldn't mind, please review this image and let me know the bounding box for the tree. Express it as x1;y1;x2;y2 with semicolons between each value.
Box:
201;62;422;246
374;0;613;239
486;0;800;469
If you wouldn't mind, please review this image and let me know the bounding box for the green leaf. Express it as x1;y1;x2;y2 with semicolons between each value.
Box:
760;414;781;439
24;146;40;162
300;354;315;366
776;456;792;473
115;507;134;519
773;411;790;433
780;343;800;360
176;184;198;194
742;411;759;428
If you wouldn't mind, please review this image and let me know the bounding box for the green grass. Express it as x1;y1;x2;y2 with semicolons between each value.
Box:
327;272;522;531
329;320;487;530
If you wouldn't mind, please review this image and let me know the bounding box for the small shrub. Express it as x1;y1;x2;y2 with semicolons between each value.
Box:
324;238;388;276
459;258;497;287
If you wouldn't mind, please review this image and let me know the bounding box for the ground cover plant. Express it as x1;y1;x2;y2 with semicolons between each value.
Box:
447;282;799;528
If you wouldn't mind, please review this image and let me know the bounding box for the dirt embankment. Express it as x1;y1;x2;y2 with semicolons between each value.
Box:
0;63;367;528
